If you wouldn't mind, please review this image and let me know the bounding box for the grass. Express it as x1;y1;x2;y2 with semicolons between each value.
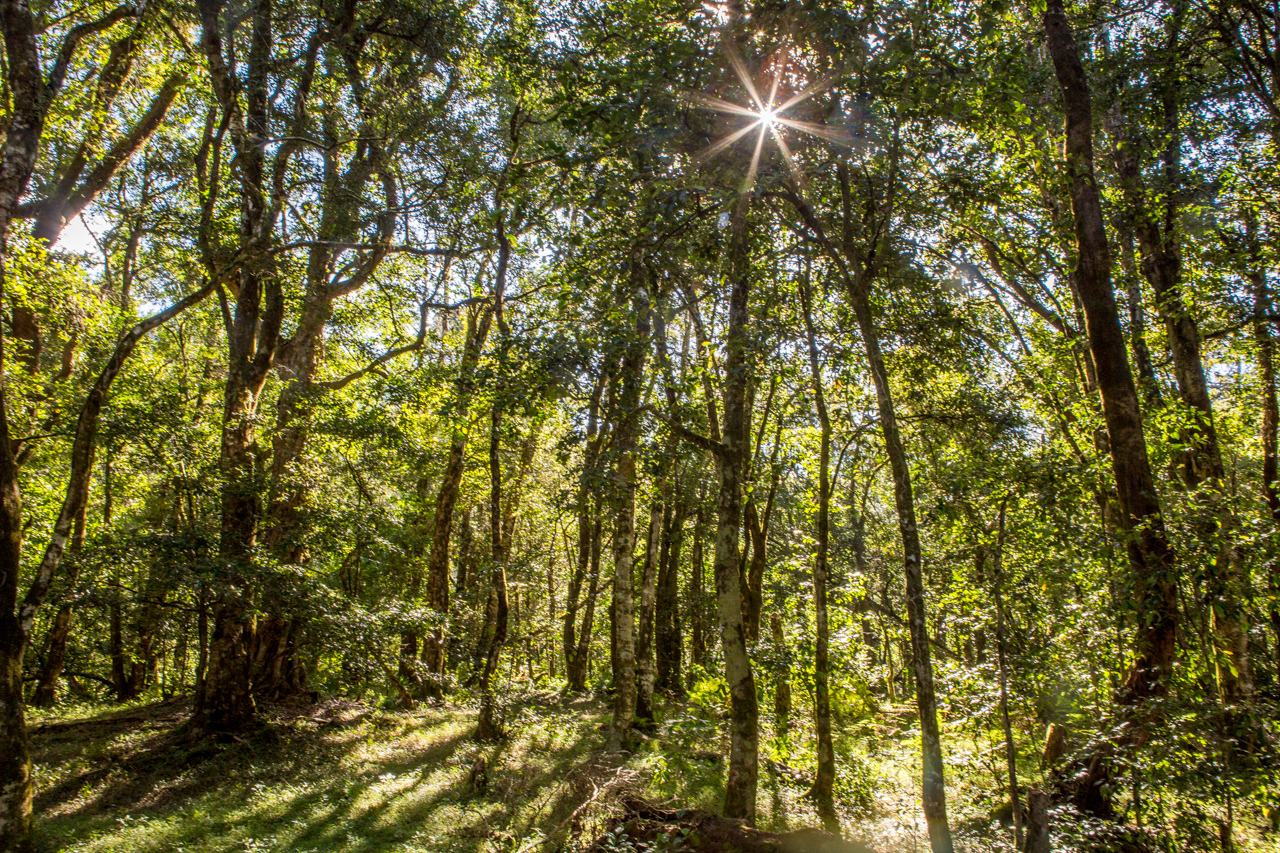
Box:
30;689;1273;852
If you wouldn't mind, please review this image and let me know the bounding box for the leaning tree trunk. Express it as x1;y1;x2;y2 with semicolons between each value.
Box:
1044;0;1180;815
0;277;208;848
799;274;838;832
786;171;953;850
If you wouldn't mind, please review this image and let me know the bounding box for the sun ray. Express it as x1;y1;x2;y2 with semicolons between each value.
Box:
693;94;766;121
765;41;788;110
742;122;767;193
773;117;854;147
694;122;762;167
772;74;835;115
722;39;766;112
769;124;804;184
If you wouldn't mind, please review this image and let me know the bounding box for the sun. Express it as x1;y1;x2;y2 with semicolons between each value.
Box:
692;41;850;191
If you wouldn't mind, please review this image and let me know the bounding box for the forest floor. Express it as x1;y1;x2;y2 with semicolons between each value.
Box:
27;690;1035;853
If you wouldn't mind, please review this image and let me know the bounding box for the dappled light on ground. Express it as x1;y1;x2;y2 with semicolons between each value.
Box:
27;694;1049;853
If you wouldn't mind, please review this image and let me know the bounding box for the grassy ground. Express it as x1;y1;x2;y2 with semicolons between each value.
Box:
23;690;1181;853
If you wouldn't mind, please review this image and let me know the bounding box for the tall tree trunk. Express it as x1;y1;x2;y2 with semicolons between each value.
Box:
715;192;759;824
846;277;952;853
568;500;603;691
0;268;205;849
799;274;837;832
421;293;499;685
608;281;650;748
1045;0;1179;704
191;0;287;738
770;612;792;735
689;503;708;679
1044;0;1180;816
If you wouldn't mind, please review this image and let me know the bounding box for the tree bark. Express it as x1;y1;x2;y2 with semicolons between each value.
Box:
799;272;837;832
655;491;685;694
191;0;286;737
635;501;661;726
475;405;510;741
715;192;759;824
568;499;603;691
32;477;87;707
770;612;791;735
564;375;606;688
1109;23;1250;701
608;280;650;748
689;503;708;678
993;505;1022;847
421;284;499;684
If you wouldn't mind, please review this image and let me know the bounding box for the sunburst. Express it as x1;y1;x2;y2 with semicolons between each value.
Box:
693;39;851;192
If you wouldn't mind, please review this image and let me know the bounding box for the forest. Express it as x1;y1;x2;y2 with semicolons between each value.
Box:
0;0;1278;850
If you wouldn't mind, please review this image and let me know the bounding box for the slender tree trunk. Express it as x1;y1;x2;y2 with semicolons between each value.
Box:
564;376;605;686
799;272;837;831
992;505;1022;847
475;406;510;741
770;612;791;735
716;192;759;824
635;502;661;726
608;281;649;748
786;167;953;851
847;257;952;853
421;305;494;685
655;493;685;694
568;500;603;691
689;503;707;679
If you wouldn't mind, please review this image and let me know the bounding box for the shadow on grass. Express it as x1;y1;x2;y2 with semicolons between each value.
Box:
31;695;612;853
